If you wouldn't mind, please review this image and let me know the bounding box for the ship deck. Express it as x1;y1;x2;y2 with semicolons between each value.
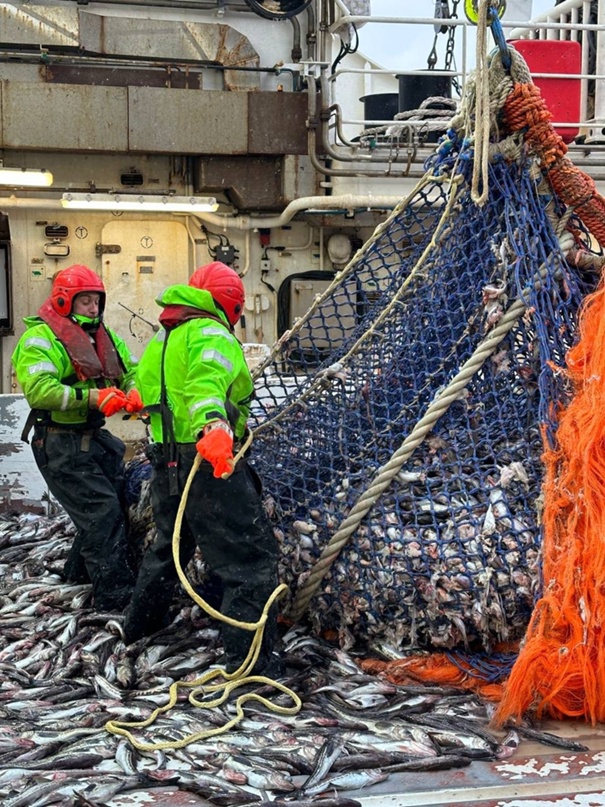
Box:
98;718;605;806
3;393;605;807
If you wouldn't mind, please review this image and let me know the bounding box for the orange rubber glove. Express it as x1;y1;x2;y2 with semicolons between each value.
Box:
124;389;144;414
90;387;129;417
196;421;234;479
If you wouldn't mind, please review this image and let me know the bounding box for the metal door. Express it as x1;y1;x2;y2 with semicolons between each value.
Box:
101;219;190;359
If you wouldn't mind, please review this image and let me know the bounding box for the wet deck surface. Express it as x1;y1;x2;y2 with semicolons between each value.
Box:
99;720;605;806
354;752;605;805
0;394;49;514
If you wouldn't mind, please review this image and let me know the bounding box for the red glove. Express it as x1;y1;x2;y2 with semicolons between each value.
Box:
90;387;128;417
124;389;144;414
196;421;234;479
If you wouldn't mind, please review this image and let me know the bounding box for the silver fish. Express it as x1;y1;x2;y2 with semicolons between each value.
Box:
115;738;139;774
304;768;390;796
299;736;344;794
223;754;295;792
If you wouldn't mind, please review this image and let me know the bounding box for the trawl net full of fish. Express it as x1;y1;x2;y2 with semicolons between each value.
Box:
249;140;600;653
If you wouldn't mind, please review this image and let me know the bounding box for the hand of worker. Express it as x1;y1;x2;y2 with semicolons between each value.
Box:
89;387;129;417
196;420;234;479
124;388;144;414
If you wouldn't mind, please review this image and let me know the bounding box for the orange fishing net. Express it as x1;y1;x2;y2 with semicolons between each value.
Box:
494;280;605;724
359;642;518;701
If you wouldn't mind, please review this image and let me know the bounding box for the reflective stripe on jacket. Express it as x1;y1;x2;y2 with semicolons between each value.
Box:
136;284;253;444
11;316;138;426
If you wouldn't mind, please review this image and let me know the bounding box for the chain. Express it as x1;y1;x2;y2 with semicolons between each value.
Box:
428;0;459;83
445;0;461;93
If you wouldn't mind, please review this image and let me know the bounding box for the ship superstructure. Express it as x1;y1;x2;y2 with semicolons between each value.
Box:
0;0;598;385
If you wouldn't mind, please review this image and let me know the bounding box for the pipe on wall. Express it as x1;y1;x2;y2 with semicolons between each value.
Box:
0;194;404;227
306;78;421;178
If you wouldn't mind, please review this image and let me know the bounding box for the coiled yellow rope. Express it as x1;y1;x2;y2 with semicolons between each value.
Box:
105;450;301;751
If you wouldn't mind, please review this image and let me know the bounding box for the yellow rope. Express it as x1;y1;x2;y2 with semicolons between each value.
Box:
105;449;301;751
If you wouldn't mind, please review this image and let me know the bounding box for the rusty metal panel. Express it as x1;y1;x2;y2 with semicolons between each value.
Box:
79;14;260;92
1;81;128;152
129;87;248;154
249;92;308;155
195;155;283;210
41;64;202;90
0;394;50;515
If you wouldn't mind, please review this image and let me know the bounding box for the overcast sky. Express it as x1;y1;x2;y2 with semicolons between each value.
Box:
356;0;555;72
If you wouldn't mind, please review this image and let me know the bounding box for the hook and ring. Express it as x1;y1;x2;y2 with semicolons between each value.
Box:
464;0;512;71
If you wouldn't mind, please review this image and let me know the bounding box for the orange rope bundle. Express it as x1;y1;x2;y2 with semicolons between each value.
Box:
503;82;605;248
495;280;605;725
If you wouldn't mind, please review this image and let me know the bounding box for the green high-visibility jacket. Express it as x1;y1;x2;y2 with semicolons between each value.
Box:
137;284;253;444
11;316;138;426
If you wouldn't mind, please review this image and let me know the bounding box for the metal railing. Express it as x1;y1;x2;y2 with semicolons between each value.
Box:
324;1;605;169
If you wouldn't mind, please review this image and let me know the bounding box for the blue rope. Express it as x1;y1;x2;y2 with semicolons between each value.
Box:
489;11;512;71
445;651;518;682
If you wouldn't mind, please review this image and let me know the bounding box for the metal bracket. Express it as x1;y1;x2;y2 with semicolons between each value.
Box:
95;243;122;257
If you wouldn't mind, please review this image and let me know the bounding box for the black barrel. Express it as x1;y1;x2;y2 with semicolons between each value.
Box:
396;72;452;112
360;93;399;128
396;73;453;142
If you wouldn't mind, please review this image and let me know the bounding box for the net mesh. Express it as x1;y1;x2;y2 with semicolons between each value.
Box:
249;142;599;653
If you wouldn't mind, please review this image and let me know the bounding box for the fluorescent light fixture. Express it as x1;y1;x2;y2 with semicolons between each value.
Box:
0;166;53;187
61;192;218;213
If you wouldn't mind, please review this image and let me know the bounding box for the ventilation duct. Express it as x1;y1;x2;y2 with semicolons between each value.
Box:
44;224;68;239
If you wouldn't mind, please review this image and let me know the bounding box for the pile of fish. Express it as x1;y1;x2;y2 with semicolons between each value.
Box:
264;446;542;653
0;510;587;807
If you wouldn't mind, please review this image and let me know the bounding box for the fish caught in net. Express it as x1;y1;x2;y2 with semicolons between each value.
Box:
249;49;603;654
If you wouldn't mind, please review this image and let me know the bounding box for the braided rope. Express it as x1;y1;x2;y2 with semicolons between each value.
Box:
288;236;573;622
500;49;605;249
471;0;491;206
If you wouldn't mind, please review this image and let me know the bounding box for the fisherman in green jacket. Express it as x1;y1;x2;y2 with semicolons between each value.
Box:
11;264;143;611
123;261;282;678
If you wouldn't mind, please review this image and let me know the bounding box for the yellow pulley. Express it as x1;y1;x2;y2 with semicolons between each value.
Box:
464;0;506;24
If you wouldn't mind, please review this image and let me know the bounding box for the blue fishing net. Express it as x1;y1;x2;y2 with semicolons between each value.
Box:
124;455;152;507
250;135;600;653
445;649;518;683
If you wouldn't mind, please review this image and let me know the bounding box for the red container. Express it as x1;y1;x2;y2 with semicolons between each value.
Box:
508;39;581;144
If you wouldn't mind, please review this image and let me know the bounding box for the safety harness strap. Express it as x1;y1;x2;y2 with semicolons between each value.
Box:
159;331;180;497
